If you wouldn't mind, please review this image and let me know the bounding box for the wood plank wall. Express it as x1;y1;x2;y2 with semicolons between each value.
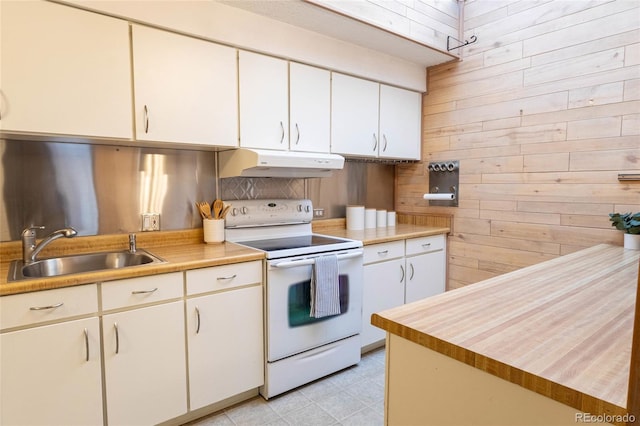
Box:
396;0;640;290
308;0;460;50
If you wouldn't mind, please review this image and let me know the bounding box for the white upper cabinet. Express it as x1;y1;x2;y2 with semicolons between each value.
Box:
331;73;380;157
239;51;289;150
379;85;422;160
331;72;422;160
0;0;132;139
289;63;331;153
131;25;238;147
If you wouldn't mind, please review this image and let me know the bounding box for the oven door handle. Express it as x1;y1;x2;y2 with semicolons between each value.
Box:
272;250;363;269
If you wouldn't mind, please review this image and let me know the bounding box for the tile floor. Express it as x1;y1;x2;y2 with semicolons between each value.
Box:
185;347;386;426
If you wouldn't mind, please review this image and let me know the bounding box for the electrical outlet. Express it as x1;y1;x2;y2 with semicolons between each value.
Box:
141;213;161;231
313;208;325;218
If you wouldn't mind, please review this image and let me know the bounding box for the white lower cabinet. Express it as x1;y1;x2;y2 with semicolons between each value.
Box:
0;317;103;426
361;234;447;349
0;285;102;426
101;273;187;425
186;262;264;410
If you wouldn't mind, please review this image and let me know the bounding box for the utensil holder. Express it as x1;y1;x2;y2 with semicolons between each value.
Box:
203;219;225;244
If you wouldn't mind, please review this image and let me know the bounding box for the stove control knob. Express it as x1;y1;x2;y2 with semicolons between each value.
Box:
241;206;249;215
305;205;311;213
297;204;302;212
231;208;238;216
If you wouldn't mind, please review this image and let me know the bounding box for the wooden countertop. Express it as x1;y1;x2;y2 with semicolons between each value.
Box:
0;229;264;296
313;221;450;245
372;244;639;417
0;223;449;296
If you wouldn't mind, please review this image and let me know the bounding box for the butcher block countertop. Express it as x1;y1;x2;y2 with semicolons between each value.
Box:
313;220;450;245
0;229;263;296
372;244;639;416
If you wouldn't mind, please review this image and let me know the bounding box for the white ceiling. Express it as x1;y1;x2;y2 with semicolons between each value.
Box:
219;0;457;68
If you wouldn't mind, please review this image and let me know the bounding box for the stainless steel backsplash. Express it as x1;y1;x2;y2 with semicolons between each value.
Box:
0;139;394;241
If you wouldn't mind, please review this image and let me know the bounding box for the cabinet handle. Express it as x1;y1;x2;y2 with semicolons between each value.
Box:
114;322;120;355
195;306;201;334
143;105;149;133
377;250;389;256
29;302;64;311
295;123;301;145
422;242;432;248
131;287;158;295
83;328;90;362
216;274;237;281
382;134;388;152
409;263;415;281
279;121;285;144
372;133;378;151
400;264;405;282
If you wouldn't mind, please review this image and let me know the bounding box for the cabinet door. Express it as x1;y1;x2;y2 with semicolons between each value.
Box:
290;63;330;153
0;0;132;139
331;73;379;157
239;51;289;150
0;318;103;426
132;25;238;147
187;285;264;410
361;258;406;347
405;250;446;304
103;301;187;425
379;85;422;160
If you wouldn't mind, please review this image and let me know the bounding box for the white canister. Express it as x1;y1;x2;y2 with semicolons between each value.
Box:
203;219;225;243
365;209;377;229
376;210;387;227
346;205;365;230
387;211;396;227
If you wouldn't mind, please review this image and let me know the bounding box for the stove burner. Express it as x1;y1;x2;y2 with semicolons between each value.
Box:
238;234;352;252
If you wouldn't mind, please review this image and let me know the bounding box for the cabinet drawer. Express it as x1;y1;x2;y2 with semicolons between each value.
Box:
363;241;405;265
0;284;98;330
406;234;446;256
186;260;262;296
101;272;183;311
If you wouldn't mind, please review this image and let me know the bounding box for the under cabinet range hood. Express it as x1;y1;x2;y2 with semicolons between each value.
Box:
218;148;345;178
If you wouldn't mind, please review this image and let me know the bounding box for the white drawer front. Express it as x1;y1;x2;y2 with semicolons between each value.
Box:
406;234;446;256
186;260;262;296
0;284;98;330
101;272;183;311
363;241;405;265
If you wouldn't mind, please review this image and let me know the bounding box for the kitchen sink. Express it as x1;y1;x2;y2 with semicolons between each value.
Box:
7;249;165;282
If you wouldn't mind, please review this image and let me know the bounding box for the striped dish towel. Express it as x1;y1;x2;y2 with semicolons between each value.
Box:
310;254;341;318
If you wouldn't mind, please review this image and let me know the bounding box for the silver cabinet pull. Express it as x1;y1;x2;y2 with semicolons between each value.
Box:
377;250;389;256
216;275;237;281
30;302;64;311
83;328;90;362
382;134;388;152
295;123;300;144
372;133;378;151
143;105;149;133
400;264;405;283
114;322;120;355
409;263;415;281
131;287;158;295
195;306;201;334
279;121;285;144
422;242;432;248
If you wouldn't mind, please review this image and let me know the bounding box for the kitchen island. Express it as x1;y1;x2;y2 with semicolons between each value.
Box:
372;244;639;426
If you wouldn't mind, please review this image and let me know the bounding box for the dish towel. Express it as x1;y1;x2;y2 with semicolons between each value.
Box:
310;254;341;318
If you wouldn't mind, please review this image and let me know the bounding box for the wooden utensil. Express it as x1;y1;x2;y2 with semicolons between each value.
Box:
196;201;212;219
213;199;224;219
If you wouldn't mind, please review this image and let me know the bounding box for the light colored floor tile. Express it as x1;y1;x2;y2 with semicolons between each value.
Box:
185;348;386;426
281;402;338;426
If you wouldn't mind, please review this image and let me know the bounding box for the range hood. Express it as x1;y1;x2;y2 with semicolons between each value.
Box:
218;148;345;178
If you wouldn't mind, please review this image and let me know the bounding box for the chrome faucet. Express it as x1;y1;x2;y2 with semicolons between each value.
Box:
22;225;78;264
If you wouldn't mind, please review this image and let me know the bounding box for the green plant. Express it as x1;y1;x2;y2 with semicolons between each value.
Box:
609;212;640;234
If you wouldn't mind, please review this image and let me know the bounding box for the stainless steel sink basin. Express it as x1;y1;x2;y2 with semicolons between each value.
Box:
7;249;165;282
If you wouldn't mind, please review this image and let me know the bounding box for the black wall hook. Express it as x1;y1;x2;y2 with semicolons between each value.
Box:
447;35;478;51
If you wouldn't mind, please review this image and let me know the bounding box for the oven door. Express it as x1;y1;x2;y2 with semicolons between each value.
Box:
265;248;363;362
